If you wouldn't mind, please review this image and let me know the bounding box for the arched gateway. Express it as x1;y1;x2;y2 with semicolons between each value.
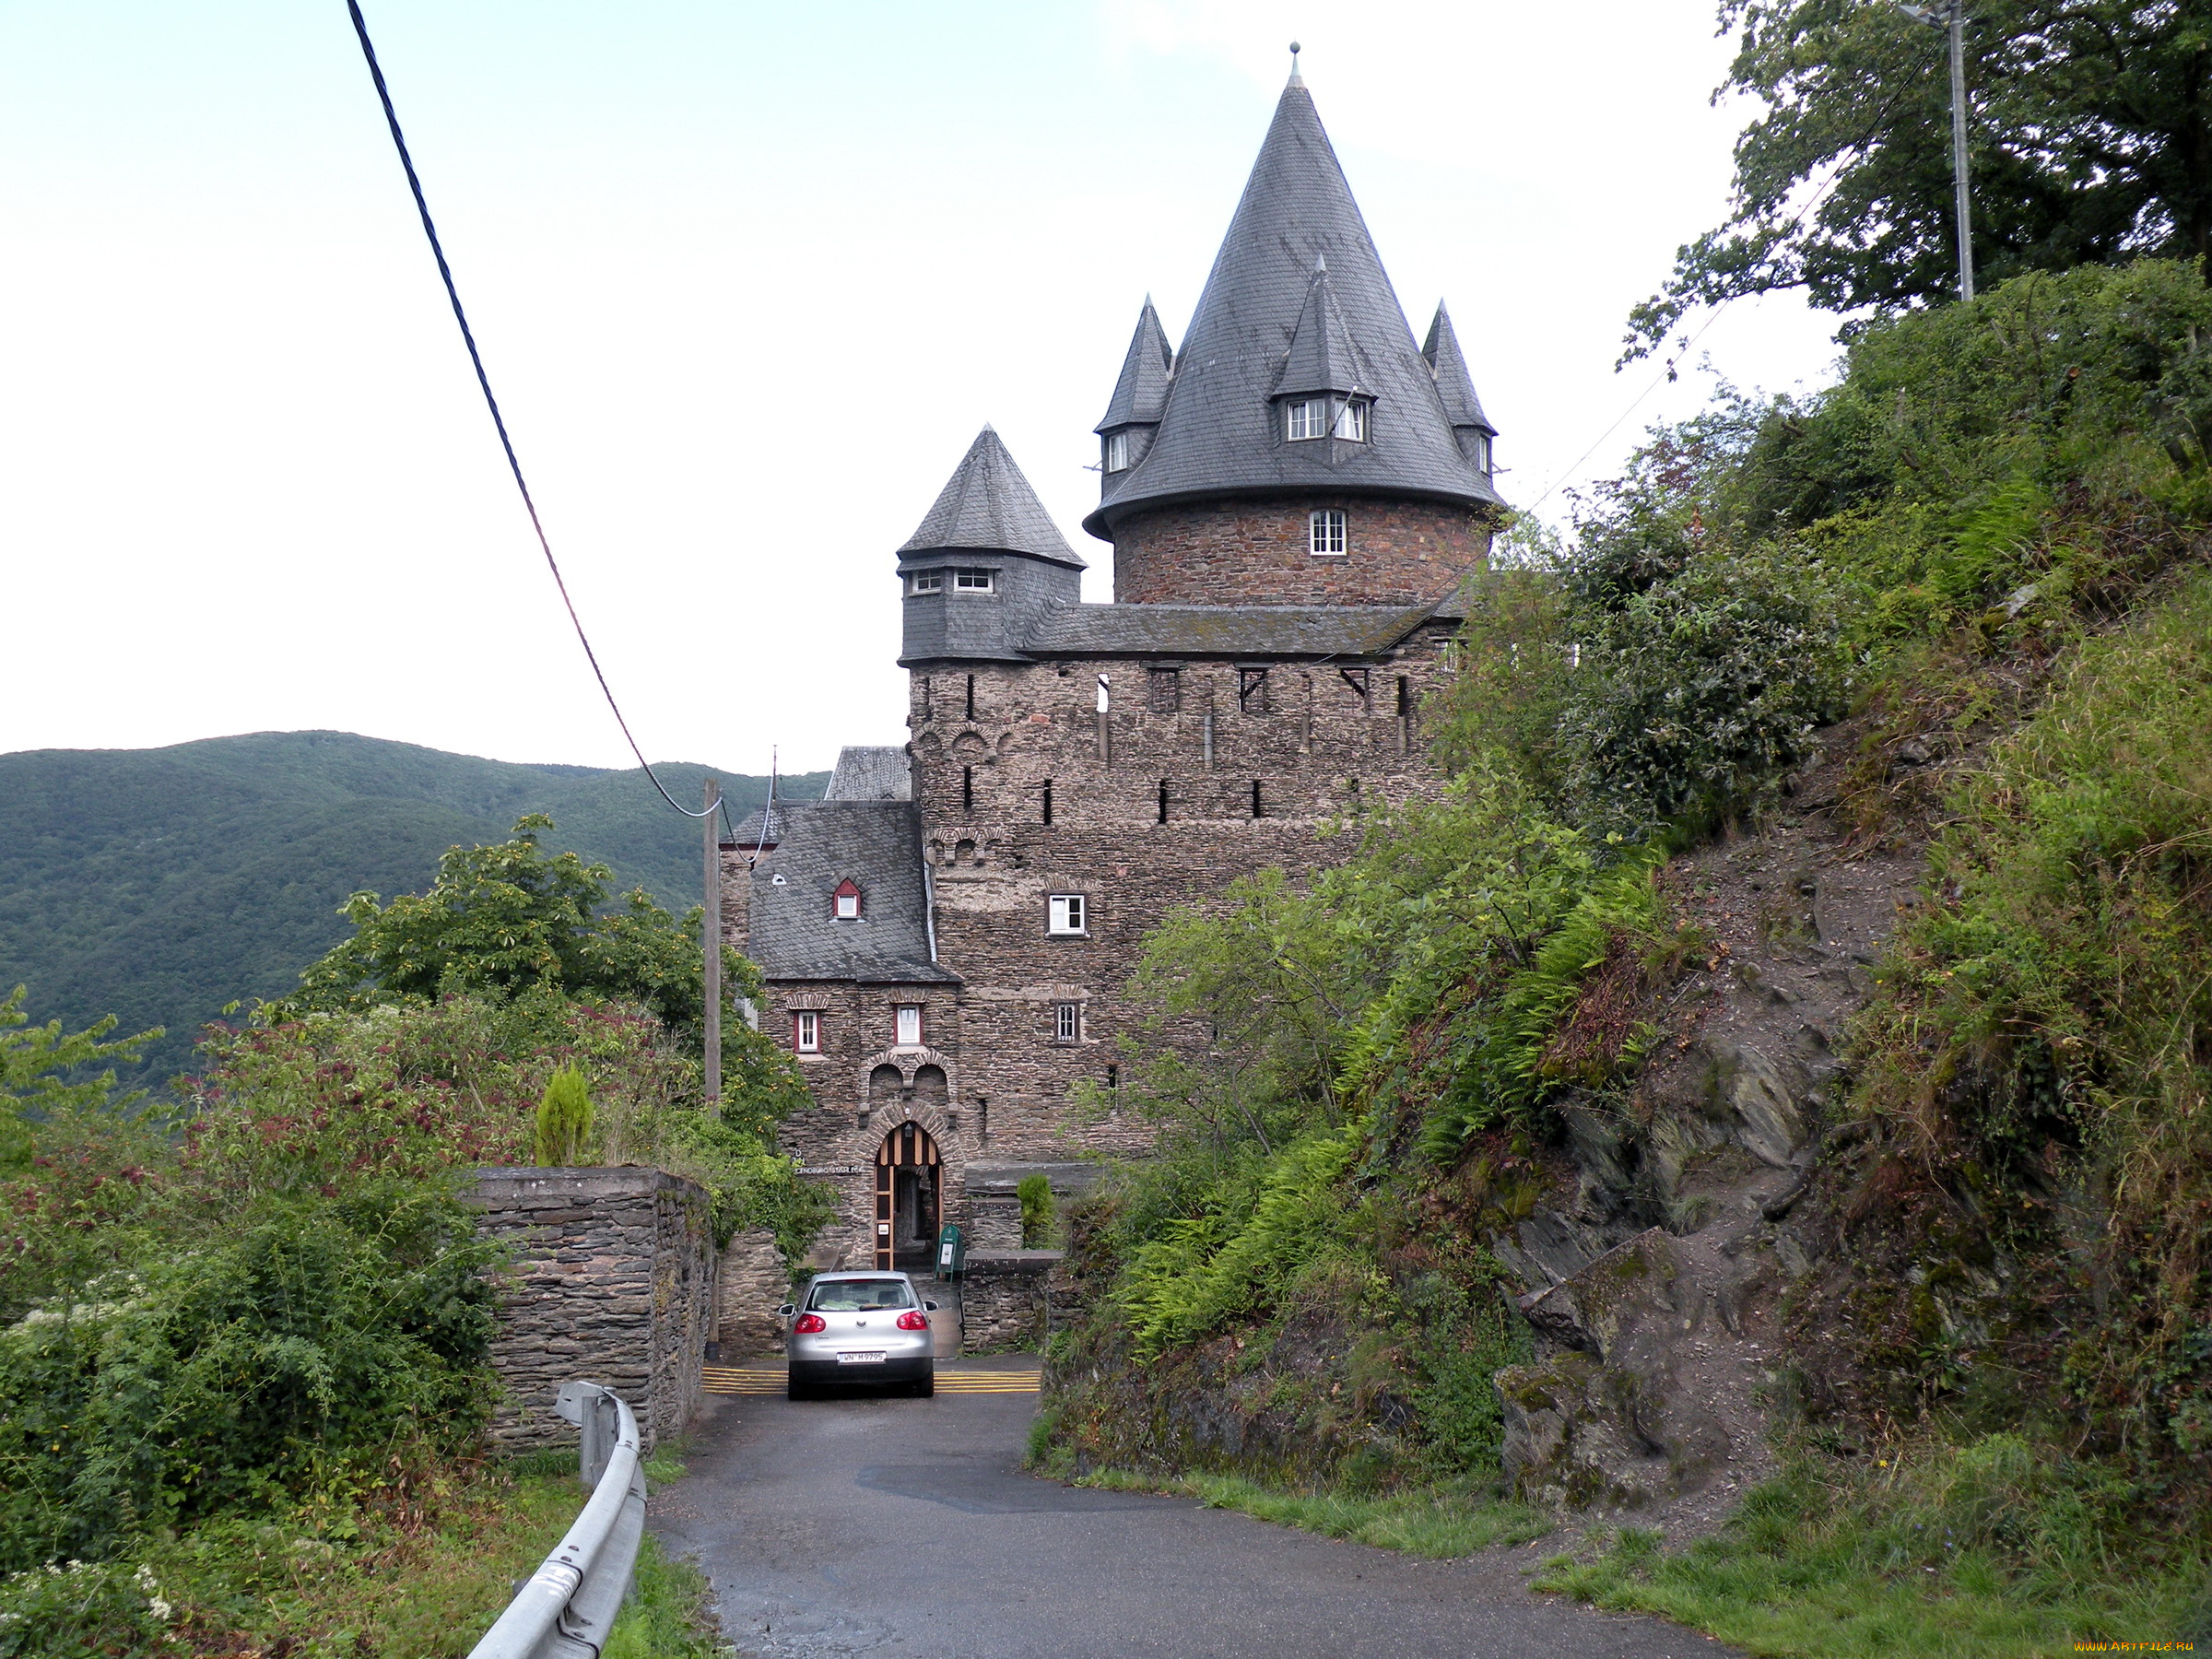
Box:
874;1122;940;1271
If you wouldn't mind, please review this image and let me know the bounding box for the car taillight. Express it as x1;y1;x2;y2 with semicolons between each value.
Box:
794;1313;826;1334
896;1310;929;1331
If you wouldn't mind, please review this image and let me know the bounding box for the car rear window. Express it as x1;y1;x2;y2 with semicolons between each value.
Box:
807;1278;915;1312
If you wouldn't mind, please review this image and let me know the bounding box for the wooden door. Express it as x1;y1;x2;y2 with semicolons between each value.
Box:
874;1122;939;1270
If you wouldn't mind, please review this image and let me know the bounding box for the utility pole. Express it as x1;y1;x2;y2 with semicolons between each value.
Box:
702;774;722;1107
1900;0;1974;302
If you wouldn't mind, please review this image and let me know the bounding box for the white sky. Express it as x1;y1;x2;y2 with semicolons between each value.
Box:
0;1;1846;775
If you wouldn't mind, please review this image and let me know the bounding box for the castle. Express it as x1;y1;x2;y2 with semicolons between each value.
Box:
720;68;1501;1271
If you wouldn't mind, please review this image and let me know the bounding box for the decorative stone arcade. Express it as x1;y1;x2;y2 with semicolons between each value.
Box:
875;1122;941;1271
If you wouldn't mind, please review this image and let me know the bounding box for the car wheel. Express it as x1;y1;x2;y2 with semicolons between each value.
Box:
911;1372;935;1398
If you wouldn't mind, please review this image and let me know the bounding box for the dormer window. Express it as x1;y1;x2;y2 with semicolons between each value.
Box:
907;571;942;595
952;569;996;593
1103;430;1131;473
1285;396;1370;442
833;878;863;921
1469;431;1493;474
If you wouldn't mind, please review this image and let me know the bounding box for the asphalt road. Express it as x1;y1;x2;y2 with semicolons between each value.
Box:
646;1358;1727;1659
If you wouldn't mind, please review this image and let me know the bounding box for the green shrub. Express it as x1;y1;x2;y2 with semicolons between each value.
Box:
0;1180;499;1572
1018;1173;1056;1247
533;1064;596;1167
1853;571;2212;1462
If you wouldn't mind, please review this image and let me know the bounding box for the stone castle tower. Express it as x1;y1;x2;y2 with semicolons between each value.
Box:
721;69;1501;1271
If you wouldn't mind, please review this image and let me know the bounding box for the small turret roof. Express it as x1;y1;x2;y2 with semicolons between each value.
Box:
1084;77;1500;539
1276;260;1364;397
1422;302;1495;436
900;427;1085;571
1095;298;1174;434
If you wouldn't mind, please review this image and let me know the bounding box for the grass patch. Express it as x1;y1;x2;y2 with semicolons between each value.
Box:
1534;1437;2211;1659
0;1449;727;1657
1071;1465;1552;1559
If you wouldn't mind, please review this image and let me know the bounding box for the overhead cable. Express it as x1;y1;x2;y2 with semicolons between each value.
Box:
343;1;717;819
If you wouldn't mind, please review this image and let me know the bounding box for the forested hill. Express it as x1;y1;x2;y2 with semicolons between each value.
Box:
0;731;829;1084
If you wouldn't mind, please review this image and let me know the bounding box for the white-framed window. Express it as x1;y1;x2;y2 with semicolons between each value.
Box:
895;1005;923;1047
1310;510;1347;556
793;1010;819;1053
833;878;862;920
1054;1001;1080;1043
906;570;942;595
1103;430;1130;472
953;569;995;593
1285;398;1328;441
1334;399;1369;441
1470;431;1493;473
1048;893;1087;935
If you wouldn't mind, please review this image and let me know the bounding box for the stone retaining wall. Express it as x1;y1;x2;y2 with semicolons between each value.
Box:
470;1167;713;1454
959;1250;1067;1352
716;1228;793;1357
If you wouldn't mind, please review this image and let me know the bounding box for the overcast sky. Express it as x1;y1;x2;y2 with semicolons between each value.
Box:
1;1;1849;775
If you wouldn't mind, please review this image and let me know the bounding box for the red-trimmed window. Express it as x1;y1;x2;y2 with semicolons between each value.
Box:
833;878;862;920
793;1010;819;1053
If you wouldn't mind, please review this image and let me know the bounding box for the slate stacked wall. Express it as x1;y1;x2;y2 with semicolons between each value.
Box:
471;1167;713;1453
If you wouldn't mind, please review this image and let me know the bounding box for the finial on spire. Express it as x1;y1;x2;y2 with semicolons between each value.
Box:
1314;253;1327;274
1288;41;1303;87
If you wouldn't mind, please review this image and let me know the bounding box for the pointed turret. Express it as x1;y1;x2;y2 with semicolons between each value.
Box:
900;426;1084;571
1276;260;1363;398
898;428;1083;666
1082;74;1501;572
1097;298;1173;433
1422;302;1495;475
1095;299;1174;482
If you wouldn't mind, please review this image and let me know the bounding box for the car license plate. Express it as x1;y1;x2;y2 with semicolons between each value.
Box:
838;1351;886;1365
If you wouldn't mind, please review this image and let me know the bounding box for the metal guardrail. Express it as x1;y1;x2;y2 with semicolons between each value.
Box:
469;1382;649;1659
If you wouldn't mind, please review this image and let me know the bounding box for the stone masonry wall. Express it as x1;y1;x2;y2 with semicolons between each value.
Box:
745;627;1472;1265
960;1251;1065;1353
471;1167;713;1455
1110;494;1490;606
715;1227;793;1357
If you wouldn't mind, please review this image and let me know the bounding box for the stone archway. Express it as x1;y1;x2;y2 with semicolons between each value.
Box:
874;1120;941;1272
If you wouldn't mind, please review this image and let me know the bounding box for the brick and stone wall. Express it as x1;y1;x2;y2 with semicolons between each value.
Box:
470;1167;713;1454
733;621;1471;1265
1109;494;1490;606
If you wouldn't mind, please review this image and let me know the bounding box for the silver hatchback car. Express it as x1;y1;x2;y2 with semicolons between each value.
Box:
781;1270;937;1399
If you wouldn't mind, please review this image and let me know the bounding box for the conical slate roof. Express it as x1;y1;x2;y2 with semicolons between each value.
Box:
1095;298;1174;433
1084;77;1501;539
1276;260;1361;397
901;426;1085;571
1422;302;1494;436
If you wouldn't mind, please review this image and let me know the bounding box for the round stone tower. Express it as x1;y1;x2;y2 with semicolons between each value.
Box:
1081;71;1502;607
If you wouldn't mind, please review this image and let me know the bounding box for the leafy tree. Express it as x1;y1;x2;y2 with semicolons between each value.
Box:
0;986;160;1171
533;1064;596;1166
270;815;809;1129
1628;0;2212;357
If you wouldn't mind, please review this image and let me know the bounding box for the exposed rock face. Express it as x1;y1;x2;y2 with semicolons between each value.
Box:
1491;744;1929;1527
1500;1229;1737;1511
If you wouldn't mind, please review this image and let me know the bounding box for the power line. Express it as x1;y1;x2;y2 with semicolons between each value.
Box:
343;1;717;820
1523;69;1929;517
